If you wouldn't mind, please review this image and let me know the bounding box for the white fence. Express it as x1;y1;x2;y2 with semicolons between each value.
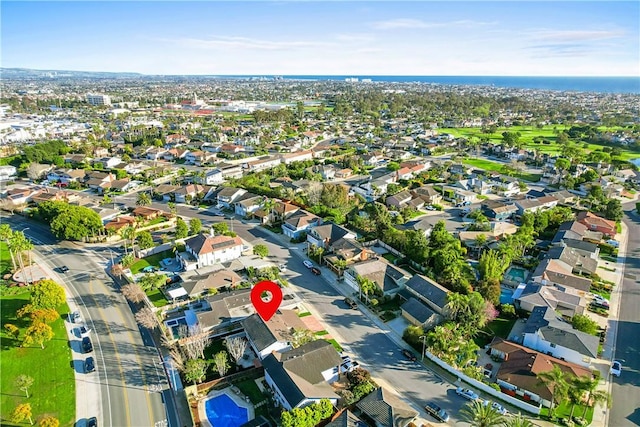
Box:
424;351;541;415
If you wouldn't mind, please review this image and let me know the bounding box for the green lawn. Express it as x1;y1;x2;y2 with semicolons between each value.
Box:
382;253;399;264
326;339;343;352
129;250;174;274
235;378;265;404
474;316;517;348
202;339;238;382
442;125;640;161
297;312;312;317
0;292;75;426
461;158;542;182
542;399;594;424
146;289;170;307
1;241;13;277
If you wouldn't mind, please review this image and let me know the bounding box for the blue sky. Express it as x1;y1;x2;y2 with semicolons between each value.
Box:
2;1;638;76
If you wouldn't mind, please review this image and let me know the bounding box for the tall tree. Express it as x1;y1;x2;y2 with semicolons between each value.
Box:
175;217;188;239
39;416;60;427
23;322;54;349
135;307;158;329
536;365;569;417
253;244;269;258
121;283;147;304
224;336;247;365
31;280;65;309
189;218;202;235
136;230;154;250
213;351;230;377
136;192;152;206
0;224;17;272
10;403;33;425
184;358;208;385
502;413;534;427
579;376;610;418
460;400;505;427
14;374;34;398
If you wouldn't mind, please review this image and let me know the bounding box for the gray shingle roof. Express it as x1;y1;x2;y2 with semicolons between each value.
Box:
401;298;438;324
356;387;418;427
405;274;449;311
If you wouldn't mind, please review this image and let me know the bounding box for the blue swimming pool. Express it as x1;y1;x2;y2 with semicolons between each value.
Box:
205;393;249;427
500;288;514;304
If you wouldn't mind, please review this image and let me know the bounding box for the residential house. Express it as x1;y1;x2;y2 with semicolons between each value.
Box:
273;201;300;223
198;168;223;185
335;168;353;179
314;164;336;181
219;163;244;180
411;186;442;206
362;153;383;167
146;147;168;161
396;217;436;238
481;200;518;221
514;283;585;317
174;184;208;204
552;221;603;245
104;215;136;232
163;289;254;337
3;187;42;206
162;148;190;161
280;150;314;164
216;187;247;208
180;233;244;270
396;167;414;181
531;259;592;293
490;337;592;408
326;410;365;427
46;168;86;185
85;171;116;194
95;156;122;169
109;178;140;193
263;340;342;411
577;211;616;238
178;268;242;297
154;184;181;202
549;190;576;205
282;210;322;239
235;193;264;218
400;275;449;329
385;190;413;209
520;306;599;366
242;310;306;359
220;144;244;155
514;196;558;215
132;206;165;220
560;239;600;259
547;246;597;276
355;387;419;427
307;222;356;250
343;258;411;297
246;156;282;172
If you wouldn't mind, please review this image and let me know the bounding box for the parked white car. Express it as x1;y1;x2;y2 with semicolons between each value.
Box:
610;360;622;377
483;400;508;415
456;387;480;401
303;260;313;269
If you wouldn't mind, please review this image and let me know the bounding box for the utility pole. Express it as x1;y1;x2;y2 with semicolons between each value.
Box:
420;335;427;362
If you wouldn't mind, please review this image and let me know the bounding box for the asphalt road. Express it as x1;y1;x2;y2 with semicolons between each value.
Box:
609;203;640;426
7;215;169;427
238;225;471;424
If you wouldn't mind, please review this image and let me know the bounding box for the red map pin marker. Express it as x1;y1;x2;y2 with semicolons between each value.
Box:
251;280;283;321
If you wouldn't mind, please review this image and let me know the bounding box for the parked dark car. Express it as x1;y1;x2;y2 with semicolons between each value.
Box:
311;267;321;275
344;298;358;309
82;336;93;353
87;417;98;427
59;265;69;273
84;357;95;373
402;349;417;361
425;402;449;422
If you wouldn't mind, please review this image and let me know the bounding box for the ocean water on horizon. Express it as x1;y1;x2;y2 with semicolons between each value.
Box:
225;75;640;94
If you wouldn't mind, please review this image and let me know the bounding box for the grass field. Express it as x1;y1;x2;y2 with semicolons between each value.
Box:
441;125;640;161
0;292;75;426
461;158;542;182
474;316;517;348
1;241;13;277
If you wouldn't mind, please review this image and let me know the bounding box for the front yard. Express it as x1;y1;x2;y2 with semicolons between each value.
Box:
129;250;175;274
474;315;517;348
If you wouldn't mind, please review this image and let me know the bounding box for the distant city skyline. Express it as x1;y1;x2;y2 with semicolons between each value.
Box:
1;1;638;77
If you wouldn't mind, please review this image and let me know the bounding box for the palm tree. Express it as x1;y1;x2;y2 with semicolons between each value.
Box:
356;275;377;303
579;375;610;419
260;197;276;223
333;258;347;276
121;226;137;256
460;400;505;427
536;365;570;417
136;192;151;207
502;412;534;427
9;232;32;280
0;224;17;272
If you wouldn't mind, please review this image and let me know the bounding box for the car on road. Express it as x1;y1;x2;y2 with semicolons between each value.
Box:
311;267;321;275
87;417;97;427
425;205;436;211
78;325;91;336
84;357;95;373
610;360;622;377
424;402;450;422
456;387;480;401
59;265;69;273
82;336;93;353
278;263;287;271
344;298;358;309
401;349;417;361
483;400;508;415
70;311;81;324
303;260;313;269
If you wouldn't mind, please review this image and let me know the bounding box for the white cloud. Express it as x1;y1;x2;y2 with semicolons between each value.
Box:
531;29;625;42
370;18;496;30
159;35;332;51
